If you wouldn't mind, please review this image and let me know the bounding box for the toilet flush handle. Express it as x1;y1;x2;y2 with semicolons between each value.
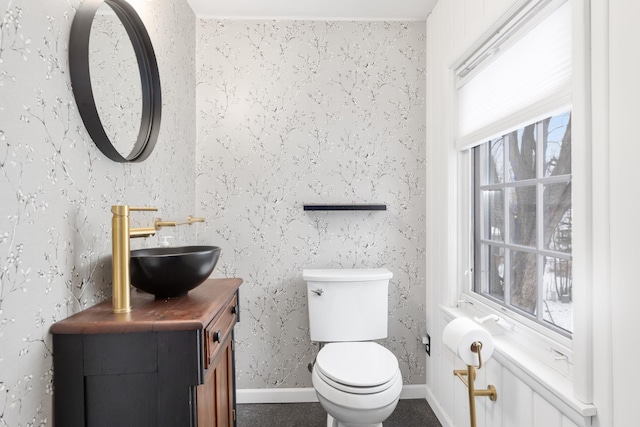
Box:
311;288;324;296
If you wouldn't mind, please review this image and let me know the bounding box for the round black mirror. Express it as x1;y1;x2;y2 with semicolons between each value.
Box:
69;0;161;162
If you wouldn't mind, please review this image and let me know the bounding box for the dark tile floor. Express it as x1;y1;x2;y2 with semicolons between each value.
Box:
236;399;442;427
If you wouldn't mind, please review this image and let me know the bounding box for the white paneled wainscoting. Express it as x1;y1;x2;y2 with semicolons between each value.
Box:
427;361;591;427
428;308;596;427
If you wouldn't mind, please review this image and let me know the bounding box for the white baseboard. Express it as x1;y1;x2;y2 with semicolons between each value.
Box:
400;384;427;400
236;385;427;404
237;388;319;404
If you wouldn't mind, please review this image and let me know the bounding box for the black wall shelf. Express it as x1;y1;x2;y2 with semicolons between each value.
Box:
303;204;387;211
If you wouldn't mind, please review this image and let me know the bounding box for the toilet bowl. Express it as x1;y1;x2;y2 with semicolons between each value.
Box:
304;268;402;427
311;341;402;427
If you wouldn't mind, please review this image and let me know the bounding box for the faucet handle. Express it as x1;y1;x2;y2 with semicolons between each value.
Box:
111;205;158;215
187;215;205;224
129;206;158;212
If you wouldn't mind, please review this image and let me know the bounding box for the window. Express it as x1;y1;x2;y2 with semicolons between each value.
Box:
442;0;594;404
473;112;572;335
453;0;573;338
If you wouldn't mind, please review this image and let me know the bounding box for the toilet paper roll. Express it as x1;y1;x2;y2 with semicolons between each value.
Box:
442;317;494;367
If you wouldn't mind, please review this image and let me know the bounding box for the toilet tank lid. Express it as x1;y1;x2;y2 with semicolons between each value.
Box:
303;268;392;282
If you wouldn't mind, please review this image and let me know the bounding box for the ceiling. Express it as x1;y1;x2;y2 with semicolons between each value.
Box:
186;0;437;21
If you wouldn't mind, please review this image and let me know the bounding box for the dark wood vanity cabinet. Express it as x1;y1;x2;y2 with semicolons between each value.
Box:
51;278;242;427
197;336;234;426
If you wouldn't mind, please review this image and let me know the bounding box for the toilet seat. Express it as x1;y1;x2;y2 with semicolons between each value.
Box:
316;365;401;394
312;364;403;411
315;342;399;394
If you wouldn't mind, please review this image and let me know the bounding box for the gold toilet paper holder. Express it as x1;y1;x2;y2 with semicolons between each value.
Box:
453;341;498;427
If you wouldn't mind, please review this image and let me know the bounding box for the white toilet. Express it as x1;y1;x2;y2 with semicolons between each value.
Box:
303;268;402;427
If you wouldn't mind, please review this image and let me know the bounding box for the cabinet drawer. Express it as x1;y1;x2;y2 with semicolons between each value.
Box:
204;294;237;368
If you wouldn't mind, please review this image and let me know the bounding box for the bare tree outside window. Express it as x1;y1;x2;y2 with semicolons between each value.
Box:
474;112;572;334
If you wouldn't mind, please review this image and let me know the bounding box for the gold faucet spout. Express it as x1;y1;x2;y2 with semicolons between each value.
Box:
111;205;158;313
130;227;157;238
154;219;177;229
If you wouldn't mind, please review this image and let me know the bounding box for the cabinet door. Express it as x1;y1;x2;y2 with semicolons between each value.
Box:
196;336;234;427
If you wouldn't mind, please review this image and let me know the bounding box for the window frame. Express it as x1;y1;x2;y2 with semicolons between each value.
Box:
472;114;573;338
456;154;574;368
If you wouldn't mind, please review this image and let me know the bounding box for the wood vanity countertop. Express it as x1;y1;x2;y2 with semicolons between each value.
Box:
50;278;242;335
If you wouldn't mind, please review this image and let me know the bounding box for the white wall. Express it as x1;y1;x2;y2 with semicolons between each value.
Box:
608;0;640;425
425;0;634;426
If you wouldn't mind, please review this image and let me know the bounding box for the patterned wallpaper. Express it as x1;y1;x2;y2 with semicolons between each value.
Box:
0;0;196;424
0;1;426;422
195;20;427;388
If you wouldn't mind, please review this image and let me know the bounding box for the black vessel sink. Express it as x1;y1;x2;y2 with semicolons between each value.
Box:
130;245;221;298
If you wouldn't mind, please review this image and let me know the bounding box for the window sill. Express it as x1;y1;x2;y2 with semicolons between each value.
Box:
440;305;597;420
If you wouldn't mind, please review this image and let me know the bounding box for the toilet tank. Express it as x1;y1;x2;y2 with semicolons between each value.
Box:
303;268;393;343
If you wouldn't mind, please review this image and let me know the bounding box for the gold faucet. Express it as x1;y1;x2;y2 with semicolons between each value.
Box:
111;206;203;313
111;205;159;313
161;215;205;226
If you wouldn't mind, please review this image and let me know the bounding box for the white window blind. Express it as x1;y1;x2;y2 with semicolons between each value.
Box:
456;1;571;150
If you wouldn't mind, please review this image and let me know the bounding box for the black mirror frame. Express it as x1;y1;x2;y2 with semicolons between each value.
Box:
69;0;161;163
